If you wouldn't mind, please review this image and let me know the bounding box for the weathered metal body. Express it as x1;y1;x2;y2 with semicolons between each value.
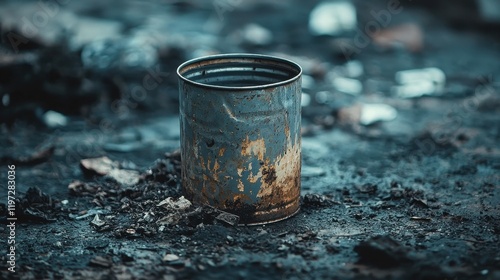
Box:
177;54;302;225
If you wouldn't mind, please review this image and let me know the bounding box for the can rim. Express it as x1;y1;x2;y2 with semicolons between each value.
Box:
177;53;303;90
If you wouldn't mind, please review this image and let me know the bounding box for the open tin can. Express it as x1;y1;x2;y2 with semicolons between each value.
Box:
177;54;302;225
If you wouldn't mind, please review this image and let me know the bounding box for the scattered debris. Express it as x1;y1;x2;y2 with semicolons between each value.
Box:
41;110;68;128
163;254;180;262
70;209;112;220
68;180;100;196
215;211;240;226
355;235;412;268
360;103;398;125
393;67;446;98
332;77;363;96
80;156;141;186
18;187;57;223
156;196;192;226
91;214;106;227
107;169;141;187
80;157;118;176
338;103;397;126
309;1;357;36
157;196;192;211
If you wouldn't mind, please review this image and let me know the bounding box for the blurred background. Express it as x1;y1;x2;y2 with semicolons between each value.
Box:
1;0;499;125
0;1;499;279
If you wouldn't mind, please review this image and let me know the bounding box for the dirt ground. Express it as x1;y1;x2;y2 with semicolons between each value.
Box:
0;0;499;279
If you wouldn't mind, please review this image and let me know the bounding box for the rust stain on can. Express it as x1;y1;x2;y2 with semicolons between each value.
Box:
177;53;302;225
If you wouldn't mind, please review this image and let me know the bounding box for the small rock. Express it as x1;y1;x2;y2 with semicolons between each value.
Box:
163;254;180;262
91;214;106;227
42;110;68;128
309;1;357;36
107;169;141;187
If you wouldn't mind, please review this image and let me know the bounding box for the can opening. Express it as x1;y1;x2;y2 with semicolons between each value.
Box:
177;54;302;89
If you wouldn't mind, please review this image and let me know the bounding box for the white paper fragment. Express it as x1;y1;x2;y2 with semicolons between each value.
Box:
394;67;446;98
333;77;363;95
360;104;397;125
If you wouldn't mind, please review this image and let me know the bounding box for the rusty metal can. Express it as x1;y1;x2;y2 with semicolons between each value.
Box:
177;54;302;225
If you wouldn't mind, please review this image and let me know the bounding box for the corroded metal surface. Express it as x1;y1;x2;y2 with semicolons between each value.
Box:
177;54;302;225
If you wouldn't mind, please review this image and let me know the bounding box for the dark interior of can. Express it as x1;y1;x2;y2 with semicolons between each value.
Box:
179;56;301;88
